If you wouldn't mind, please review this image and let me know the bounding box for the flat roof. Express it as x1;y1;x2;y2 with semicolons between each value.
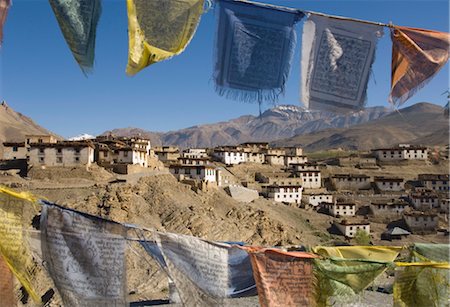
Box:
29;141;95;149
169;164;216;169
374;176;404;182
418;174;449;181
331;174;370;179
404;211;437;217
3;142;25;147
335;219;370;226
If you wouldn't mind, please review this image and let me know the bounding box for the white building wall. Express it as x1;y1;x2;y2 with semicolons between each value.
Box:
268;187;303;204
247;153;265;164
299;172;321;189
423;180;450;192
370;204;407;216
29;147;94;167
284;156;308;166
265;155;285;166
402;149;427;160
303;194;333;208
3;146;27;160
332;177;371;191
411;197;439;210
330;204;355;217
215;151;247;165
404;215;438;232
335;223;370;238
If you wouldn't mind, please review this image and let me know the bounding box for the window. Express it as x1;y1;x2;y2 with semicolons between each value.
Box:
75;148;81;155
39;157;44;163
74;157;80;162
57;157;62;163
124;151;128;157
196;168;201;175
104;151;108;157
57;148;62;154
38;138;43;143
39;148;44;154
26;138;30;144
13;147;18;152
174;168;179;174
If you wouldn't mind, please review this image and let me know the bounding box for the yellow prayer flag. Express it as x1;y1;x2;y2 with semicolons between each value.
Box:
0;187;40;303
313;246;403;261
126;0;204;75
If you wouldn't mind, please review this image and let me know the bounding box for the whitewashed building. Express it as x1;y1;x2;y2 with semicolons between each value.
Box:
213;149;247;165
2;142;27;160
409;192;439;210
265;154;285;166
372;145;428;162
28;141;95;168
25;134;58;145
154;146;180;163
374;176;405;192
302;192;333;209
323;201;356;217
266;185;303;205
403;211;438;234
418;174;449;192
297;170;321;189
334;220;370;238
247;152;265;164
331;174;371;191
370;200;409;216
182;148;208;159
117;147;148;167
290;162;318;172
177;157;210;166
169;164;217;183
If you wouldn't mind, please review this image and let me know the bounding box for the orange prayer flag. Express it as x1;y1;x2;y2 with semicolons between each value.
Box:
245;248;317;307
0;255;15;307
389;26;450;106
0;0;11;46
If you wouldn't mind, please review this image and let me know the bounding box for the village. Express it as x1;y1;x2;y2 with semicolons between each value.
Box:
1;134;449;243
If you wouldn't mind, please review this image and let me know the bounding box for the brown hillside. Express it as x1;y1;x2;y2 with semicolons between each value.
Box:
0;101;59;156
274;103;449;151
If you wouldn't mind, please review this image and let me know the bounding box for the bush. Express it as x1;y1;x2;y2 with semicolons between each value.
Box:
354;229;371;245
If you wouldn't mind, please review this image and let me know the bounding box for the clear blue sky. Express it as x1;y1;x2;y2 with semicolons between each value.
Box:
1;0;449;138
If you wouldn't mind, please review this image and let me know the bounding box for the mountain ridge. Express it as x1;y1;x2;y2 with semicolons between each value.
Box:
103;104;393;148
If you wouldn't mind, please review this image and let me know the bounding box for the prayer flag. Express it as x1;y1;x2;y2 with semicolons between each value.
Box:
301;15;383;113
0;0;11;46
245;247;317;307
389;26;450;106
0;255;15;307
312;246;401;306
394;262;450;307
155;232;256;306
126;0;204;75
40;203;128;307
0;187;40;303
49;0;101;72
214;0;303;103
